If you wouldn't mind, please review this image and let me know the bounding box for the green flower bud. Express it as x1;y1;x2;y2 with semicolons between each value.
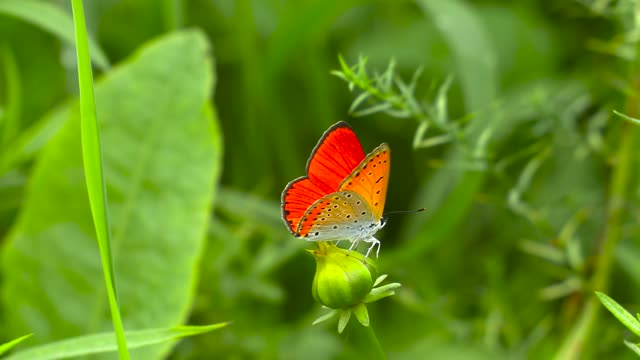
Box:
310;242;377;309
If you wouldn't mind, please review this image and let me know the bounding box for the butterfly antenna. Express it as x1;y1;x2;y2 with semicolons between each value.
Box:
383;208;426;217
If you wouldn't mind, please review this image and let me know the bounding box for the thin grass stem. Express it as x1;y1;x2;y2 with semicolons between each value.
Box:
70;0;130;358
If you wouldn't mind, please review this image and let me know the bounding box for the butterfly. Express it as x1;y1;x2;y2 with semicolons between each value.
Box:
281;121;389;257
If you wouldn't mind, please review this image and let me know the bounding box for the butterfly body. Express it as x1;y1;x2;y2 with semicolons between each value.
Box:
281;122;389;257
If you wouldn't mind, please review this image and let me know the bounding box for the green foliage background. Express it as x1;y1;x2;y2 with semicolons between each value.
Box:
1;0;640;359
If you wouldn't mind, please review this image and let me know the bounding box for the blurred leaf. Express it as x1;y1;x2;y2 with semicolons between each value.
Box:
416;0;497;115
0;104;69;175
5;323;228;360
624;339;640;357
393;337;509;360
615;242;640;286
0;45;21;152
0;0;109;70
389;0;498;264
0;30;221;360
216;187;283;230
596;292;640;337
0;334;31;356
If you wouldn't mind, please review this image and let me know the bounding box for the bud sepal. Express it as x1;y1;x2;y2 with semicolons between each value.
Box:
309;242;401;333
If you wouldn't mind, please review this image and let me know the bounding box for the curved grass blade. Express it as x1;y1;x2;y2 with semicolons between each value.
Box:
70;0;129;358
5;324;228;360
0;334;32;356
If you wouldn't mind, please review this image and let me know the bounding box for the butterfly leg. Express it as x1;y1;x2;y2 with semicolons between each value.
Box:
363;237;381;258
347;239;360;254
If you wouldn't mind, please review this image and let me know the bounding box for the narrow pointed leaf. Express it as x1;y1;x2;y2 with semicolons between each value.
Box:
349;91;371;114
6;324;228;360
373;274;387;287
624;340;640;356
0;334;32;356
596;292;640;337
614;110;640;126
353;102;392;117
353;303;370;327
312;310;338;325
71;0;129;357
338;310;351;334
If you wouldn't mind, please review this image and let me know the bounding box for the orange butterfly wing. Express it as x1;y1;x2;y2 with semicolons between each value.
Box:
281;122;366;234
295;190;376;239
338;143;390;221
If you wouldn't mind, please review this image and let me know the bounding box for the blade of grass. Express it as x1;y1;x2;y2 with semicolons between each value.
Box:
0;334;32;356
70;0;130;359
5;323;228;360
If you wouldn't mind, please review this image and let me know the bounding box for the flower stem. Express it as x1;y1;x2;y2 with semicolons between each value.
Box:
553;116;638;359
346;320;386;360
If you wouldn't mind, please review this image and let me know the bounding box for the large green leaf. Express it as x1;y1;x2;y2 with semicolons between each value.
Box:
0;30;221;360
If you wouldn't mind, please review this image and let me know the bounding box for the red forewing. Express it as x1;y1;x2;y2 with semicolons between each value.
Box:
281;122;366;234
306;122;366;192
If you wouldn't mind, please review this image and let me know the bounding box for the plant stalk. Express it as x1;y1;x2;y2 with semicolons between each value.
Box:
346;321;386;360
554;116;638;359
